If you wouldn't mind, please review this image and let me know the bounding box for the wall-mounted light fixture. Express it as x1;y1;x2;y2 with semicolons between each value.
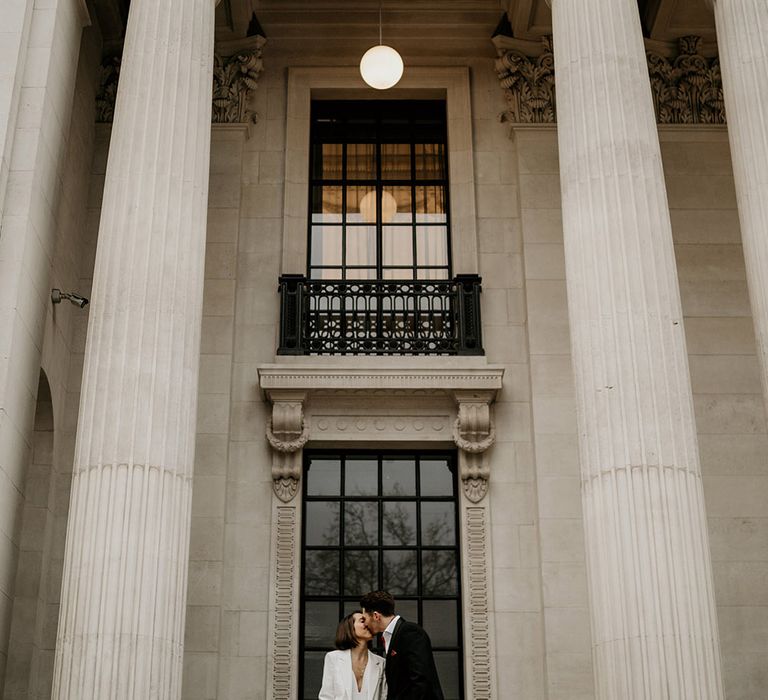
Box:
51;289;89;309
360;1;403;90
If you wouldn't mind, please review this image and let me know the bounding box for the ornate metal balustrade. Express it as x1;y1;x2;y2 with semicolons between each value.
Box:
277;275;484;356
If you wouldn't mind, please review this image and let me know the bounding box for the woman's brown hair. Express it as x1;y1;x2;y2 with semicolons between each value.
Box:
335;612;363;650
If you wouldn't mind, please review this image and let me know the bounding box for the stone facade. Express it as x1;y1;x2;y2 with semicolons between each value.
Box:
0;1;767;699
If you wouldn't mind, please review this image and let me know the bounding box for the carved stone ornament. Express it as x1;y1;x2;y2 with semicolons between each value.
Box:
95;35;266;125
495;35;556;124
452;399;495;503
266;398;308;502
647;36;725;125
212;36;266;124
495;35;724;125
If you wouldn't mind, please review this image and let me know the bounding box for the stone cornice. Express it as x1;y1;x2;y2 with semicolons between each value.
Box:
258;364;505;397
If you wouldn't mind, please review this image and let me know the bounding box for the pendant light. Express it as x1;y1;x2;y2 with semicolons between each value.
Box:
360;1;404;90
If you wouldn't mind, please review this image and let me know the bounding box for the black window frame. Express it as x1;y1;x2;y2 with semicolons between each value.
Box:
308;99;452;281
299;448;465;700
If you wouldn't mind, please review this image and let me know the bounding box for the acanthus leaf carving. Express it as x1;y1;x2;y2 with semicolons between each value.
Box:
495;35;725;126
94;36;266;125
265;397;308;502
452;398;495;503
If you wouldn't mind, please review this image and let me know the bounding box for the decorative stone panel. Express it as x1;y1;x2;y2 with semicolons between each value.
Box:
493;34;725;125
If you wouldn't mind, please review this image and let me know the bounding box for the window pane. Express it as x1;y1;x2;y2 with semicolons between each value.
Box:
382;227;413;267
416;267;450;280
421;502;455;546
382;143;411;179
434;652;461;700
306;502;340;546
344;550;378;596
421;551;457;596
345;267;376;280
304;602;341;646
312;185;343;223
346;226;376;267
309;267;342;280
397;599;418;623
416;226;448;267
415;143;446;180
383;550;418;595
305;550;339;595
313;143;343;180
382;267;414;280
347;143;376;180
383;186;412;224
345;502;378;546
422;600;458;646
345;458;377;495
310;226;343;267
383;501;417;545
307;459;340;496
348;186;376;223
420;459;453;496
303;651;327;700
383;458;416;496
415;185;446;223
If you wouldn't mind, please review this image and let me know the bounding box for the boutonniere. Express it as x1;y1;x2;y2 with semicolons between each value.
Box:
389;649;397;657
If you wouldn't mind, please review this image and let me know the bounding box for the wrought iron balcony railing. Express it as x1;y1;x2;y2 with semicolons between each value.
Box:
277;275;484;356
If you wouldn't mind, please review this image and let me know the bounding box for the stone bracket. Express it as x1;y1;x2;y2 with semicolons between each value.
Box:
264;390;307;502
451;390;497;503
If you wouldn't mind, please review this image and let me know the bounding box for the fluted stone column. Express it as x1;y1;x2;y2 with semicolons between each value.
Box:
548;0;724;697
51;1;216;697
708;0;768;416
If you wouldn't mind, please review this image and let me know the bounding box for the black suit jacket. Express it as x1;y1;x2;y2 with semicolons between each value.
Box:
384;618;445;700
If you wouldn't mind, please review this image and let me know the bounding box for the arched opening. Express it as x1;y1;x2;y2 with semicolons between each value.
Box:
3;371;57;700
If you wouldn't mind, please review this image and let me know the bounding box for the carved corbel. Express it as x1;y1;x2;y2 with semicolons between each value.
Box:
451;391;496;503
265;391;308;502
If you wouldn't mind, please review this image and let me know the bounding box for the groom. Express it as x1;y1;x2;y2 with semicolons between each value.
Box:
360;590;445;700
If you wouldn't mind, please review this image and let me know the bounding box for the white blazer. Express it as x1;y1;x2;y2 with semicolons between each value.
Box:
318;649;387;700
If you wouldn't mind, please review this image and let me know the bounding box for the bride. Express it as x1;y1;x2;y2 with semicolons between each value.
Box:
319;611;387;700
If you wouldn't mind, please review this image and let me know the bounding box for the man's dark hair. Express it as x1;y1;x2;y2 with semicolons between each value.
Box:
335;612;363;650
360;590;395;617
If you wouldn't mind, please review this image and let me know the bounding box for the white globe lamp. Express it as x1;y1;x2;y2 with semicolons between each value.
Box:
360;44;404;90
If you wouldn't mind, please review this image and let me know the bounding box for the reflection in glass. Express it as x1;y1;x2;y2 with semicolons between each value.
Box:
304;651;327;700
313;143;343;179
312;185;343;223
383;502;417;545
420;502;455;546
305;502;340;546
304;602;341;646
306;459;340;496
383;550;418;595
420;459;453;496
422;600;458;646
383;459;416;495
434;652;461;700
396;599;418;623
305;550;339;595
382;227;413;267
346;226;376;267
344;502;378;545
345;459;377;495
347;143;376;179
415;185;446;223
344;550;378;596
415;143;446;180
421;551;457;596
383;186;412;223
310;226;343;267
348;186;376;223
382;143;411;179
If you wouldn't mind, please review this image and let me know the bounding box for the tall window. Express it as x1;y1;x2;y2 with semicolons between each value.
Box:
309;100;451;280
300;451;463;699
